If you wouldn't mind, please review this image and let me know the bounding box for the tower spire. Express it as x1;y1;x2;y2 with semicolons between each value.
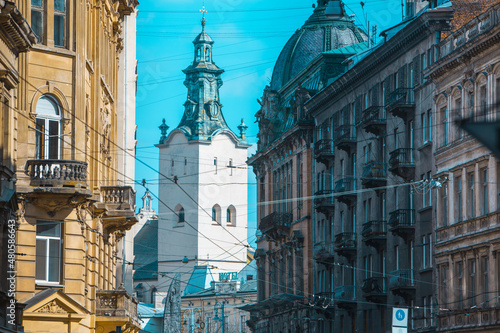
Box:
200;5;207;31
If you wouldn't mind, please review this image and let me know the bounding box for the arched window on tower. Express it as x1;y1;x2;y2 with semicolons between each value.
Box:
176;204;185;223
227;205;236;226
205;47;210;62
35;95;62;159
212;204;221;224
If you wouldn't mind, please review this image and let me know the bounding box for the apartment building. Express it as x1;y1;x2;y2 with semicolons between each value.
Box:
305;1;453;331
9;1;139;332
429;3;500;331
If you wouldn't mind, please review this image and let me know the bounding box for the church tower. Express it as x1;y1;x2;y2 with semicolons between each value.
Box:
156;17;250;294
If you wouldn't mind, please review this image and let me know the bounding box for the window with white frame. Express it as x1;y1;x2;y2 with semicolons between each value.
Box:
36;221;62;284
227;205;236;225
35;95;62;159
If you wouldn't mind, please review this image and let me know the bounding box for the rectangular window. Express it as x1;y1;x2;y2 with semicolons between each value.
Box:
469;173;475;218
36;221;61;284
241;315;246;333
443;184;448;226
54;0;67;47
214;157;217;174
229;158;233;176
457;261;463;309
170;159;174;176
428;110;432;142
184;157;187;175
441;107;448;146
470;259;476;306
421;113;426;143
483;257;489;304
480;85;487;118
441;265;448;308
482;168;488;215
31;0;44;43
456;176;462;222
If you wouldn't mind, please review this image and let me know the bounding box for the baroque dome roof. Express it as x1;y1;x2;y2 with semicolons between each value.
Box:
270;1;366;91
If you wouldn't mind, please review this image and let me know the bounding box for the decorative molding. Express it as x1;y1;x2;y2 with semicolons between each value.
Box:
36;300;68;314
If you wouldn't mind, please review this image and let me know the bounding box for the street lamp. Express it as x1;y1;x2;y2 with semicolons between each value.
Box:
183;308;202;333
214;301;225;333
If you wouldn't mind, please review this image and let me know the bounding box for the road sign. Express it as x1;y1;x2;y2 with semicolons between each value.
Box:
392;308;408;327
392;327;408;333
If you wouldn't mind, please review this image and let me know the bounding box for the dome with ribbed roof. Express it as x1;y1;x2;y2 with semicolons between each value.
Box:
270;0;366;91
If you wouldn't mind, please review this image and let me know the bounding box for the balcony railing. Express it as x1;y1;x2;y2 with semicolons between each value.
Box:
259;212;293;234
389;209;415;239
25;159;88;188
388;148;415;179
100;186;136;210
334;177;356;204
362;276;387;303
314;139;335;165
334;285;356;308
386;88;415;119
313;241;335;263
96;289;138;320
313;190;335;215
389;209;415;228
389;269;416;289
360;106;386;135
333;125;356;151
334;232;356;257
362;220;387;248
361;162;386;188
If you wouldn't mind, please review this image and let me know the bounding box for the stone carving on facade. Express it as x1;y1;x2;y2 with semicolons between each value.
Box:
162;273;181;333
36;300;67;314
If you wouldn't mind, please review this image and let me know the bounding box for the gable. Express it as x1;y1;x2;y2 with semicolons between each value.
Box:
23;289;88;319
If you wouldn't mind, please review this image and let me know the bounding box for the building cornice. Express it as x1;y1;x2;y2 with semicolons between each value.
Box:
0;1;36;55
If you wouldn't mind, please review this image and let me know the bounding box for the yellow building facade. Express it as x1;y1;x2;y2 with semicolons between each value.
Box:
1;1;139;332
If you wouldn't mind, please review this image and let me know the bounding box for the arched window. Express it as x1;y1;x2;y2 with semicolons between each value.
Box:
179;207;185;223
212;204;221;224
227;205;236;225
35;95;62;159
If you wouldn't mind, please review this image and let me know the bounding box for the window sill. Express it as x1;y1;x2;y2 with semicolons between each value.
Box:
418;206;432;214
212;221;221;226
417;141;432;151
32;44;75;57
226;224;236;227
419;268;433;274
173;223;184;228
36;282;64;288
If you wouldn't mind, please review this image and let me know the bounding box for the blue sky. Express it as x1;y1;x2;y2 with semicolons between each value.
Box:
135;0;405;245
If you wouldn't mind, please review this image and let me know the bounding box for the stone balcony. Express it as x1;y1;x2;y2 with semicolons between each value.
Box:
388;148;415;180
259;212;292;239
94;186;137;235
389;209;415;240
361;276;387;304
333;124;356;152
334;232;356;258
362;220;387;249
334;285;356;310
389;269;416;301
360;106;386;135
313;190;335;216
314;139;335;166
334;177;356;204
313;241;335;264
21;159;92;214
385;88;415;121
361;162;386;188
96;288;140;331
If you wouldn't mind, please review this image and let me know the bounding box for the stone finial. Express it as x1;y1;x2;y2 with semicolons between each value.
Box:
238;119;248;142
159;119;169;144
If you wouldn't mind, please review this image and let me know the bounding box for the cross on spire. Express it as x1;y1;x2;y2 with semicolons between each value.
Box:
200;5;207;30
